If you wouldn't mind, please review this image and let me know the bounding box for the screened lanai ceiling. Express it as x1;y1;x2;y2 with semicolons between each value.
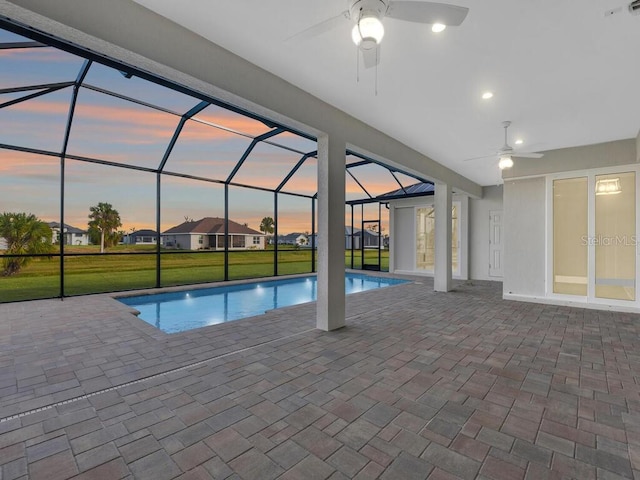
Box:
0;24;430;233
132;0;640;187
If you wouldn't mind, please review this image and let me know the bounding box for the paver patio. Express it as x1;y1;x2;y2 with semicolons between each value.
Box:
2;276;640;479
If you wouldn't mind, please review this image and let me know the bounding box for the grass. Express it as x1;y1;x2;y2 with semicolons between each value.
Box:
0;246;389;302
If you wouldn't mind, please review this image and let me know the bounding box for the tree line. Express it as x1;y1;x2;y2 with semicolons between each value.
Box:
0;202;121;276
1;207;276;276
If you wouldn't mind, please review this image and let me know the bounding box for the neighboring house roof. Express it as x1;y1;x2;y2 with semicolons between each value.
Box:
345;227;379;237
163;217;262;236
377;182;435;200
47;221;87;234
130;229;157;237
278;233;307;242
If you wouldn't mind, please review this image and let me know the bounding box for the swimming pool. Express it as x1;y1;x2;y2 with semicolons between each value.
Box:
119;273;410;333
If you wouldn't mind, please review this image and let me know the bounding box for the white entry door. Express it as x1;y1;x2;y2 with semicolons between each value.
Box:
489;210;503;277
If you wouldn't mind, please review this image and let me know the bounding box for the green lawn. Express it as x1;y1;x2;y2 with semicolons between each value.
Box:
0;246;388;302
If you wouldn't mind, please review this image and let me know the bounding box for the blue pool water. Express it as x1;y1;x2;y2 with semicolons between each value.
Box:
119;273;409;333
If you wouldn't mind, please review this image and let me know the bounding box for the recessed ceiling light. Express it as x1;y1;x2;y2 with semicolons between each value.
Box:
515;139;523;145
482;92;494;100
431;23;446;33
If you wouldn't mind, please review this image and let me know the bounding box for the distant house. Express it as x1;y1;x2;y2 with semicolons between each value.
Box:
162;217;266;250
48;222;90;246
277;233;309;246
346;227;381;249
308;227;382;250
122;229;158;245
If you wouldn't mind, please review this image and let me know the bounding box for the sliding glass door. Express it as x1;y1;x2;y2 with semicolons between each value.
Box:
595;172;636;301
553;177;588;295
416;203;460;275
552;170;636;303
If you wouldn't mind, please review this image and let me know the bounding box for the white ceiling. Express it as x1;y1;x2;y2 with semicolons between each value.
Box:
133;0;640;186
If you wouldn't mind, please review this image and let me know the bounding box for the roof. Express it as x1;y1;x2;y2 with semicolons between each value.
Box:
278;233;307;241
377;182;435;200
47;222;87;234
129;229;157;236
346;227;379;237
163;217;262;236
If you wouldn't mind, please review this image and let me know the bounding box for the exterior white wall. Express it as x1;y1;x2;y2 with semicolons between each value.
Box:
503;138;638;302
389;195;468;279
162;234;192;249
503;177;546;297
469;185;503;281
503;139;637;180
243;235;265;250
162;234;265;250
66;233;89;246
390;206;415;272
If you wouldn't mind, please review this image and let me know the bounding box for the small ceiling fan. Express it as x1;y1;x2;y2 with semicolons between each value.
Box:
464;121;544;170
286;0;469;68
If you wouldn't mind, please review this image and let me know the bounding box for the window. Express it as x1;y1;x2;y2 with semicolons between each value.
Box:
595;172;635;301
553;177;588;295
198;236;203;244
415;204;459;273
416;207;434;270
552;172;636;301
233;236;246;248
253;236;261;245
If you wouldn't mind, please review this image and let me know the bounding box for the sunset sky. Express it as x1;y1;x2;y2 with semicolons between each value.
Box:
0;28;417;234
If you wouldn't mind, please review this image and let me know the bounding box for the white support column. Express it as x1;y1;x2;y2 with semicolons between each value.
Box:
317;133;346;331
434;182;453;292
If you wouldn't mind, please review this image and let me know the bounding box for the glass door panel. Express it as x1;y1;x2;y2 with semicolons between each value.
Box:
553;177;588;295
416;205;458;273
416;207;435;270
595;172;636;301
452;204;460;275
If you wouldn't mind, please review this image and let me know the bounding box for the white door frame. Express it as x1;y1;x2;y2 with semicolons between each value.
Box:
489;210;503;278
546;164;640;309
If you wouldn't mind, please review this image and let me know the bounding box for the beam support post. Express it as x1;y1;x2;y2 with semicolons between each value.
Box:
434;182;452;292
317;133;345;331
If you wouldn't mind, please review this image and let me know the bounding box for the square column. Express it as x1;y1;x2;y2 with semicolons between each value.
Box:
317;134;346;331
434;182;452;292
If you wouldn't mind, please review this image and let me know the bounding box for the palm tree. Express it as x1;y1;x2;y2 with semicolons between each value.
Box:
88;202;122;253
0;212;53;276
259;216;275;244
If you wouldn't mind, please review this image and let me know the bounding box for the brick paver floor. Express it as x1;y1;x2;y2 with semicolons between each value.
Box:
2;276;640;479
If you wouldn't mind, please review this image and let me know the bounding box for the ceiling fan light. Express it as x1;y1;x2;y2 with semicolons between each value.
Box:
595;178;622;195
351;25;362;46
431;23;446;33
498;155;513;170
352;14;384;47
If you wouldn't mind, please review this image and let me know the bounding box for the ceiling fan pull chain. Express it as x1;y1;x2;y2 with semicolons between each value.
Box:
356;46;360;83
375;46;379;96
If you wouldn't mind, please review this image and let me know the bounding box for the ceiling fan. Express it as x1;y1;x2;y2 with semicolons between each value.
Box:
464;121;544;170
287;0;469;68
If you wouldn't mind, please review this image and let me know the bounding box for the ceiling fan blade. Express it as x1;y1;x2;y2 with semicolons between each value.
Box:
362;45;381;69
284;10;349;43
462;153;495;162
514;152;544;158
386;1;469;26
